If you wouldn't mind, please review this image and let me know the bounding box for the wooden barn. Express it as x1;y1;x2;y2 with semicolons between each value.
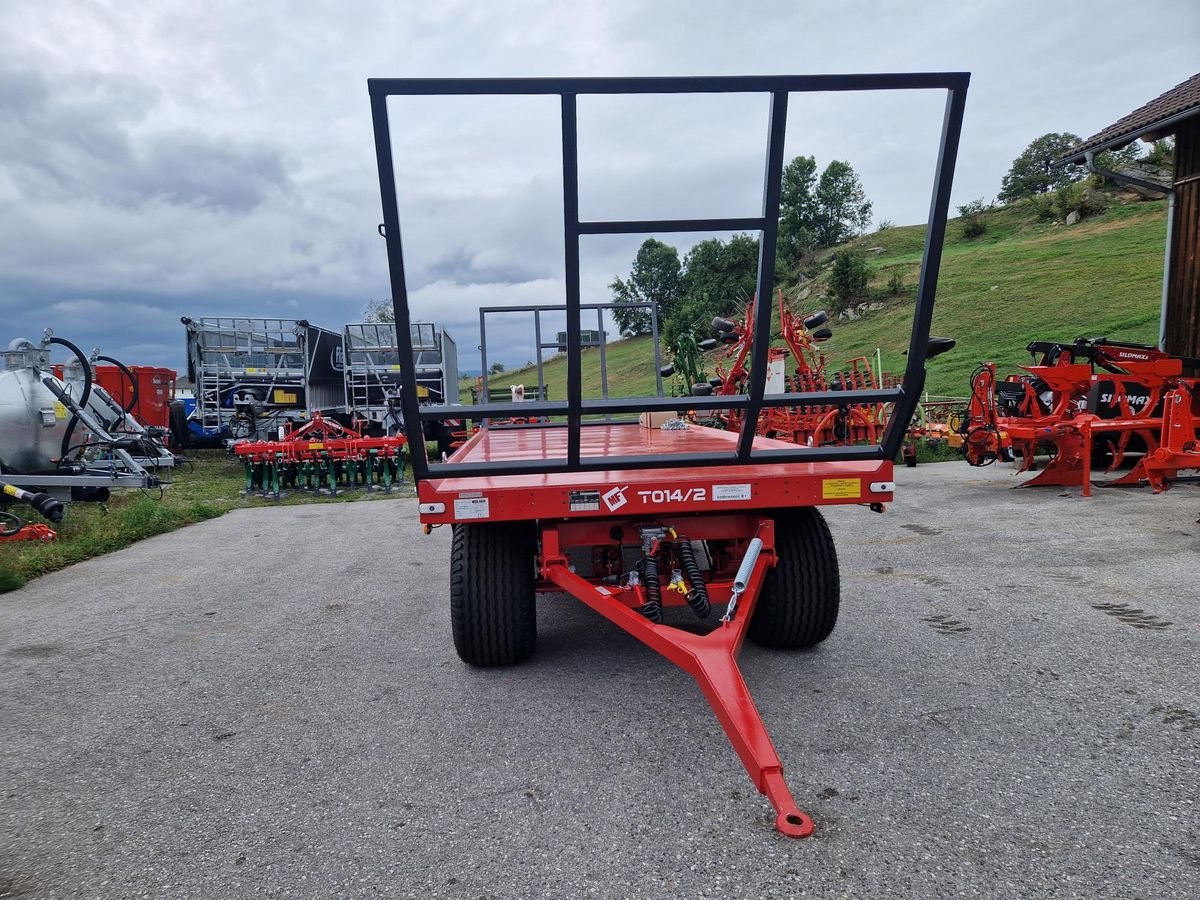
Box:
1063;72;1200;368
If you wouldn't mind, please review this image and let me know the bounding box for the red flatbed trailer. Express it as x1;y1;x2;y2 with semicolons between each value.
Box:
369;73;968;837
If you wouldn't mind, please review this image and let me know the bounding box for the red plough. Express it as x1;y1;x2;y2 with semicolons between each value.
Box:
961;338;1200;493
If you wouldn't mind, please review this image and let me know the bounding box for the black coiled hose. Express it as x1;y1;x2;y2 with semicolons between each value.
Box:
637;555;663;623
94;354;139;416
46;336;92;460
675;537;711;618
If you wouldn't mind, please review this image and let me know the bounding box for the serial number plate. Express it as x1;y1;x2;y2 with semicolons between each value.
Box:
568;490;601;512
454;497;491;520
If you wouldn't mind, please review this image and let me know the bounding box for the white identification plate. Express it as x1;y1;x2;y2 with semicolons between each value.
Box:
453;497;491;520
712;483;752;502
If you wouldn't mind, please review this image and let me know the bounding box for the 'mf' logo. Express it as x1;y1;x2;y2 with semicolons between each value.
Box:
602;485;628;511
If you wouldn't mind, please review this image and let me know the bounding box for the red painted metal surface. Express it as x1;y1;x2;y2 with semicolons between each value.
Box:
418;422;893;525
1142;384;1200;492
540;518;815;838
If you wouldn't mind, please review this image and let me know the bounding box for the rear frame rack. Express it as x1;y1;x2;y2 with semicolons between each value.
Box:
369;74;969;481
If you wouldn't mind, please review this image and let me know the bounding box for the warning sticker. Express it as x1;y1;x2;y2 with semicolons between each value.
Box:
454;496;491;520
53;402;68;420
568;490;601;512
308;442;324;450
822;478;862;500
712;483;752;502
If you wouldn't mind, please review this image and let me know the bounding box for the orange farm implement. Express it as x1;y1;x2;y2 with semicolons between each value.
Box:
231;412;406;498
0;479;63;542
960;337;1200;494
694;292;889;446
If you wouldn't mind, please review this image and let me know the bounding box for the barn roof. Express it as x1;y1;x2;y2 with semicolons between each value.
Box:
1062;72;1200;163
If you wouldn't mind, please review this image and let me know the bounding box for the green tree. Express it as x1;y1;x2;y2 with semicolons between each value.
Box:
363;298;394;323
776;155;820;272
609;238;683;336
998;132;1084;203
814;160;873;247
665;234;760;346
828;248;870;311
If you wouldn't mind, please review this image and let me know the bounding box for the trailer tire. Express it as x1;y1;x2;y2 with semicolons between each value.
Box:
450;522;537;666
749;508;839;649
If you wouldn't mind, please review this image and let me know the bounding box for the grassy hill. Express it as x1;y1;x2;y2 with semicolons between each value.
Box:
475;196;1168;401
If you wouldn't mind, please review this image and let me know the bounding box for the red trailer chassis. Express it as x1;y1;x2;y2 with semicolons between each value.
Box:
419;424;894;836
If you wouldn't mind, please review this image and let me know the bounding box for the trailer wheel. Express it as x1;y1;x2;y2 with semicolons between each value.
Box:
749;508;839;649
450;522;537;666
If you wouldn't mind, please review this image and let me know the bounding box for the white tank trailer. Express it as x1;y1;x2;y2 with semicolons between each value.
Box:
0;333;161;502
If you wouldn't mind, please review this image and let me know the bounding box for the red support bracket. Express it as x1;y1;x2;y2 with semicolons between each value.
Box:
540;521;815;838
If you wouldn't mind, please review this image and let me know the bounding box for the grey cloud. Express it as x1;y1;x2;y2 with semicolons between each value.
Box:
0;66;291;213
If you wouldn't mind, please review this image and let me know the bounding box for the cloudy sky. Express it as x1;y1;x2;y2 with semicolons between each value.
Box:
1;0;1196;375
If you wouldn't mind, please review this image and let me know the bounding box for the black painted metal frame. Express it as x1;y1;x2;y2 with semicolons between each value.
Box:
368;74;969;481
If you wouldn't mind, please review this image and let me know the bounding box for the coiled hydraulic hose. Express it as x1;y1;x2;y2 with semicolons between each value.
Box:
46;336;93;460
675;537;711;618
94;354;139;416
637;555;663;623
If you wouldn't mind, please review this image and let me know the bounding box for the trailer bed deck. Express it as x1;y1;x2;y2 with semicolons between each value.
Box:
416;422;894;524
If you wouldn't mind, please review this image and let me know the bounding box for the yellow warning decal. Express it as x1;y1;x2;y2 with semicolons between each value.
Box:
822;477;861;500
416;385;430;398
273;390;298;403
389;364;402;372
308;442;324;450
54;402;68;419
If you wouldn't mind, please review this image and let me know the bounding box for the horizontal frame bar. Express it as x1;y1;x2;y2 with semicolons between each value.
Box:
369;73;970;97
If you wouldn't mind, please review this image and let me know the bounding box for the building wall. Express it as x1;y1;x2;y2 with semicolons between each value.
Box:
1166;117;1199;370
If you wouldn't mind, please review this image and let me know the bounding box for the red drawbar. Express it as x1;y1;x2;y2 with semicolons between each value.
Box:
541;516;815;838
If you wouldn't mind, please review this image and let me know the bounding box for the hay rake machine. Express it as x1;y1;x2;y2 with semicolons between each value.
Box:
370;72;968;837
231;413;406;499
961;337;1200;495
685;291;893;446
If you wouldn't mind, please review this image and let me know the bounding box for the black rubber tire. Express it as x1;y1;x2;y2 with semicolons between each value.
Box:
748;508;839;649
450;522;537;666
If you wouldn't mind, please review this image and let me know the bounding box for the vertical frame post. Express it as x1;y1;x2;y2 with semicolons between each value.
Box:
737;91;789;462
561;94;583;464
369;89;429;482
883;84;968;459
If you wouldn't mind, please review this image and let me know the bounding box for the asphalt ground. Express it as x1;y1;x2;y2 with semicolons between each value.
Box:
2;462;1198;899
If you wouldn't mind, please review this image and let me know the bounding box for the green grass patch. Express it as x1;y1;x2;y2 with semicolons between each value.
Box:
479;197;1168;402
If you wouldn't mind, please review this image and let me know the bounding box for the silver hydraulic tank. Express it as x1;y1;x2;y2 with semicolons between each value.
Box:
0;366;70;473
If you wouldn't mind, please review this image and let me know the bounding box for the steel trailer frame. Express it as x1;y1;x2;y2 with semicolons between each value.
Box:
476;301;664;414
370;74;968;837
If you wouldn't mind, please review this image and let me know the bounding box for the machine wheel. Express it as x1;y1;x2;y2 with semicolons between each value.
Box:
450;522;537;666
748;508;839;649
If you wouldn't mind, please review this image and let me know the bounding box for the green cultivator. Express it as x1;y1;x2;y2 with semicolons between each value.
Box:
233;413;406;499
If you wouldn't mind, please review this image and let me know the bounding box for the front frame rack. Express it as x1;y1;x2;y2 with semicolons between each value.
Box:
369;74;969;482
